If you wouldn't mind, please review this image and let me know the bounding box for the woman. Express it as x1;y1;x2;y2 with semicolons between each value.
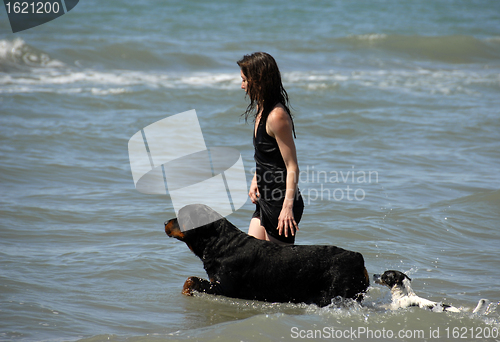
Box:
237;52;304;245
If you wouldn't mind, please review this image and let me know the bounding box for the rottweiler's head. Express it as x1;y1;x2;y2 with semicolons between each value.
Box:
373;270;411;288
164;217;185;240
164;204;227;255
165;204;224;237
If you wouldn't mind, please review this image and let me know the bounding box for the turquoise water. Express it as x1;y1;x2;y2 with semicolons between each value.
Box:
1;0;500;341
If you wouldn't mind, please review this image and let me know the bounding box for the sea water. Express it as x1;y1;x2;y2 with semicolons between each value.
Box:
1;0;499;341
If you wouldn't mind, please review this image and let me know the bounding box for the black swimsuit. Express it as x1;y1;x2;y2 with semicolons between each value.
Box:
252;115;304;243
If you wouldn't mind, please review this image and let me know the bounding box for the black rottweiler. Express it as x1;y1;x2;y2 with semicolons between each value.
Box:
164;204;369;307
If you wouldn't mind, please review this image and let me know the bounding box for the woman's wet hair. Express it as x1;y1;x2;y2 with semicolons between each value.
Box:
237;52;293;129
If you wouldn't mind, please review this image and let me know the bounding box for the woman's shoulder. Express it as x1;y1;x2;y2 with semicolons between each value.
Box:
266;104;293;137
267;104;291;123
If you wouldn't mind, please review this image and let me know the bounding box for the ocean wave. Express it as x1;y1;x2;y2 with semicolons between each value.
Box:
0;38;65;72
287;69;499;96
0;36;497;97
0;69;240;95
348;33;388;41
485;36;500;43
0;38;221;73
1;67;498;97
336;34;500;63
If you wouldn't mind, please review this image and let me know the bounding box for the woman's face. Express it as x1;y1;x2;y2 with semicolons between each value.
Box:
240;70;248;93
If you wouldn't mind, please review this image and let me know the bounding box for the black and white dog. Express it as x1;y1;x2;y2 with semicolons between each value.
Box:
373;270;488;313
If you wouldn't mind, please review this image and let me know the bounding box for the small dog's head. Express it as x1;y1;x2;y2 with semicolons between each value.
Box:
373;270;412;289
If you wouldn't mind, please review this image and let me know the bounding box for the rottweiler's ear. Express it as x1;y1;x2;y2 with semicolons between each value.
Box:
165;218;185;240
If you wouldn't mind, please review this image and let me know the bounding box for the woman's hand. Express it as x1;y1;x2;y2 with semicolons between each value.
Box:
249;172;260;204
277;202;299;238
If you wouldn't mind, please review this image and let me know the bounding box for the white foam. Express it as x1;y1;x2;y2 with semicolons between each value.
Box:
353;34;388;41
91;88;129;95
0;66;497;96
0;38;25;59
0;38;65;69
0;68;241;94
284;69;498;96
485;36;500;43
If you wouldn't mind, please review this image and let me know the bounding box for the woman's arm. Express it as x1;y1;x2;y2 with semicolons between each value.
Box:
266;106;299;238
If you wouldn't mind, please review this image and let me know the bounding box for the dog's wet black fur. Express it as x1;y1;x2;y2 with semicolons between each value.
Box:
165;204;369;307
